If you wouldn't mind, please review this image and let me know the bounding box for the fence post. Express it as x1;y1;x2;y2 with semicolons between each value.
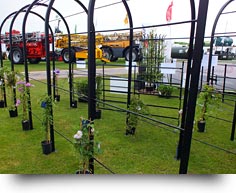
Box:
230;101;236;141
222;64;227;103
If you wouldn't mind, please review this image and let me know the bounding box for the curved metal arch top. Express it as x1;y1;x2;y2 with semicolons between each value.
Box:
207;0;235;83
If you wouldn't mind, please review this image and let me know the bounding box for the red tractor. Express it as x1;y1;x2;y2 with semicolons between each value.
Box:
2;30;53;64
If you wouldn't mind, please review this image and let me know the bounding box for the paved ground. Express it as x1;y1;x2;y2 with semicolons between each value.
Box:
27;60;236;91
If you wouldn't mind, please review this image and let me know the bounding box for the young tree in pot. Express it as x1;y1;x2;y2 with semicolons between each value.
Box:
195;84;221;132
125;94;148;135
16;81;34;130
141;31;164;92
40;95;54;155
5;69;19;117
73;117;101;174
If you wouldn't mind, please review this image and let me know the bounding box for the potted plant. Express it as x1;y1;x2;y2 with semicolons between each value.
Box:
73;117;101;174
125;94;148;135
54;69;60;102
158;84;174;98
16;81;33;130
141;31;164;92
95;75;102;119
76;79;88;103
0;66;6;108
5;69;19;117
195;84;221;132
40;95;54;154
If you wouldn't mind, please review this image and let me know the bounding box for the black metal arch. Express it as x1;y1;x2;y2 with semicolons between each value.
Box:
87;0;133;120
177;0;196;162
22;2;57;131
207;0;235;83
0;11;19;108
44;0;92;152
6;2;55;132
87;0;133;174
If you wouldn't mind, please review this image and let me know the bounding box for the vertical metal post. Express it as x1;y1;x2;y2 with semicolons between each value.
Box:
211;66;215;85
179;0;209;174
230;101;236;141
176;0;196;161
88;0;96;174
45;0;55;152
200;66;204;90
22;0;40;130
222;64;227;103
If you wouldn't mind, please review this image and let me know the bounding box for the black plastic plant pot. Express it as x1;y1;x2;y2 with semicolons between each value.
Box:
145;85;154;92
54;95;60;102
9;109;18;118
22;120;30;131
0;100;4;108
134;75;145;90
125;127;136;135
95;109;102;119
197;121;206;132
75;170;91;174
41;140;52;155
71;100;78;108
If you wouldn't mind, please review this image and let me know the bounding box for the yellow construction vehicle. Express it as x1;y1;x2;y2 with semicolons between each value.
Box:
55;31;142;63
100;31;142;62
55;33;109;63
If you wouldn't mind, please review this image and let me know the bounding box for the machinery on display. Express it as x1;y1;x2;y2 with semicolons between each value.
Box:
55;31;143;62
2;30;52;64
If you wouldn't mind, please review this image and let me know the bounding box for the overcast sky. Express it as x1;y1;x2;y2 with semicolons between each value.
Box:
0;0;235;41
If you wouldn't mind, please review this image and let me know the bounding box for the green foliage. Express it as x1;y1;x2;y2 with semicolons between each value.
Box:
5;69;21;110
196;84;221;122
40;95;54;142
75;79;88;97
141;30;164;85
158;84;174;97
16;81;33;121
126;95;148;132
0;66;7;100
73;117;101;173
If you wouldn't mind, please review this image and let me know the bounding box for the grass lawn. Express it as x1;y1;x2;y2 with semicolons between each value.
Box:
1;61;236;174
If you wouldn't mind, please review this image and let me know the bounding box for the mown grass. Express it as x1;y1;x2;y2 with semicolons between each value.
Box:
2;58;126;73
1;61;236;174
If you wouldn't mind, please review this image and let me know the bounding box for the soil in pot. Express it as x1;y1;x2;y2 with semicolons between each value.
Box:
197;120;206;132
41;140;52;155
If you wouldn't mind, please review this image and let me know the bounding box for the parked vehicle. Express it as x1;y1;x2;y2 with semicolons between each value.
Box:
2;30;53;64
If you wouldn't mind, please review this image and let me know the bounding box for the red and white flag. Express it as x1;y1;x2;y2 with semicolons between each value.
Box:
166;1;173;22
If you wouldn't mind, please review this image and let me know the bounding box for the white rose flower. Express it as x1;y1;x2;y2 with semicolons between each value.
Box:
74;130;83;139
91;128;95;133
